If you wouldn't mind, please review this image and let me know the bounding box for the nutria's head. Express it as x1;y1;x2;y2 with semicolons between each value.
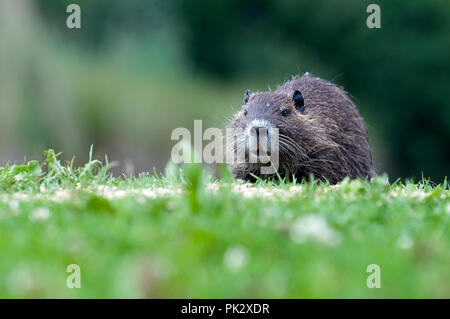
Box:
227;89;311;178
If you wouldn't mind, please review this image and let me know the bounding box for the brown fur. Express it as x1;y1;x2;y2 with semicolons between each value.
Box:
227;74;374;184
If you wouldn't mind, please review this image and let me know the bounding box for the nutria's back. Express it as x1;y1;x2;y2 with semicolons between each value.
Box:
227;73;374;184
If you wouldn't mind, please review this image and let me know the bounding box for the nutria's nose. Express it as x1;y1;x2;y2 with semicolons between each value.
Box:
247;124;272;161
252;125;269;138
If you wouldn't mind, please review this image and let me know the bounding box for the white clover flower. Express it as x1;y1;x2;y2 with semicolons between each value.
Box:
223;246;249;272
9;200;19;211
290;214;341;246
389;191;399;198
397;234;414;249
6;267;36;295
53;190;71;202
289;185;303;193
141;189;157;198
409;190;428;201
30;207;51;221
206;183;220;191
445;203;450;216
13;193;31;201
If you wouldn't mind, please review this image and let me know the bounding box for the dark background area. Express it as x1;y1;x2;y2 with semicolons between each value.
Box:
1;0;449;181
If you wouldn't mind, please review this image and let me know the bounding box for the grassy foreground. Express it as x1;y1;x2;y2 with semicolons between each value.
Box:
0;150;449;298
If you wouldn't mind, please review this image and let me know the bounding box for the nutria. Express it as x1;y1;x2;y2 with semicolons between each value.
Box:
227;73;374;184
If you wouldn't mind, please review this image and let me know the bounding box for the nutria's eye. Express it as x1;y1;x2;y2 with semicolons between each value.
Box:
243;89;253;104
243;108;248;116
281;109;290;117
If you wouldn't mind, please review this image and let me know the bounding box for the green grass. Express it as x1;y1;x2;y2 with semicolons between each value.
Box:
0;149;449;298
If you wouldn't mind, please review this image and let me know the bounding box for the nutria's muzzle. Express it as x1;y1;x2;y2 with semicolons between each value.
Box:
246;119;275;164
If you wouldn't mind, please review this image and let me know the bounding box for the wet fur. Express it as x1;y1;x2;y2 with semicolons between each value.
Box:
227;74;374;184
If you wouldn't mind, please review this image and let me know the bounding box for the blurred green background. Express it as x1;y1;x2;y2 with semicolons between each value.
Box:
0;0;449;181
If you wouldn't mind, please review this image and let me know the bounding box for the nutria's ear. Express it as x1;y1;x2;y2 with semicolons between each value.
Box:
293;90;304;106
293;90;306;113
243;90;253;104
